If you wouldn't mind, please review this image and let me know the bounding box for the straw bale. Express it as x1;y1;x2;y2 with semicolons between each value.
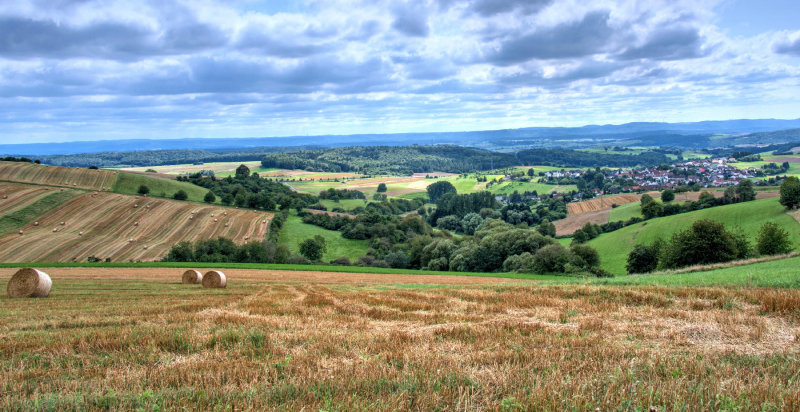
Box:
202;270;227;288
181;269;203;284
7;268;52;298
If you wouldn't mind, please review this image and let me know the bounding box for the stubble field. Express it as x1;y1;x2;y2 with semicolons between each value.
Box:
1;268;798;410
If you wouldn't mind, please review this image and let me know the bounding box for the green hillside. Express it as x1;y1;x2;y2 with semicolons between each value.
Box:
113;172;214;203
278;214;369;262
588;197;800;275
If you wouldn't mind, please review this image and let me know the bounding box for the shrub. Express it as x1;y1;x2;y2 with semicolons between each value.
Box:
204;191;216;203
173;190;188;201
661;189;675;202
331;256;352;266
756;222;793;255
533;244;570;273
626;244;660;274
376;183;387;193
137;185;150;195
659;220;747;269
436;215;461;231
299;235;327;262
570;244;600;267
384;251;410;268
779;176;800;209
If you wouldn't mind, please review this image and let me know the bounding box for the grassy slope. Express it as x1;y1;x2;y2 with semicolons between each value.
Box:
586;255;800;289
0;190;81;235
319;198;369;211
588;197;800;276
113;172;213;203
608;201;642;222
278;214;369;262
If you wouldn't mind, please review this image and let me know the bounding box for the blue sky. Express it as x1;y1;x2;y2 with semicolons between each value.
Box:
0;0;798;143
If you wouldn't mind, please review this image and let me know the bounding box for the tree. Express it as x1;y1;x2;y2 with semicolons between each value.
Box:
203;191;216;203
299;235;326;261
376;183;387;193
757;222;793;255
659;220;747;269
570;244;599;267
173;190;188;200
640;194;653;206
736;179;756;202
527;168;535;177
536;219;556;237
626;243;660;274
460;212;484;235
661;189;675;203
137;185;150;196
235;164;251;179
779;176;800;209
426;181;457;203
641;200;663;219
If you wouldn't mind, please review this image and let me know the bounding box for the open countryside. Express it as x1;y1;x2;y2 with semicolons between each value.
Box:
3;0;800;409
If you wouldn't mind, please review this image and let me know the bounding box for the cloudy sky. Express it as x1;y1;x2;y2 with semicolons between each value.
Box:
1;0;799;143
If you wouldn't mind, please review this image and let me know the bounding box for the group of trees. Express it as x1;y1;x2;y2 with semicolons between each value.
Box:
639;180;757;220
626;220;792;274
516;149;670;168
260;145;518;175
178;164;315;211
165;237;289;264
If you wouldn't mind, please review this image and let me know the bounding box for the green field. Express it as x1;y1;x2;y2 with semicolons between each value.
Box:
489;180;576;195
319;198;369;211
278;213;369;262
588;197;800;275
113;172;214;203
608;201;642;222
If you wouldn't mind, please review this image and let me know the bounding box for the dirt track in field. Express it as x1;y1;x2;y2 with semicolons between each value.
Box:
0;192;272;262
0;267;521;285
0;161;118;191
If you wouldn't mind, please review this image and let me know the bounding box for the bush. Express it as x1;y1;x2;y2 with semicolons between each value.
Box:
204;191;216;203
533;244;570;273
376;183;387;193
331;256;352;266
286;254;311;265
661;189;675;202
436;215;461;231
659;220;748;269
756;222;793;255
137;185;150;195
173;190;188;201
384;250;410;268
626;243;660;274
570;244;600;267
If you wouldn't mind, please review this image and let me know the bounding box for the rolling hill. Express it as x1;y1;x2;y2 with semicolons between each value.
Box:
587;197;800;275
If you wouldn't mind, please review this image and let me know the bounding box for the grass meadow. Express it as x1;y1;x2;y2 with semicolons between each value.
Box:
278;213;370;262
113;172;214;203
588;197;800;275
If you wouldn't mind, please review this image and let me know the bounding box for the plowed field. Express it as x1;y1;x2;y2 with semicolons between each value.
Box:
0;161;117;191
0;192;272;262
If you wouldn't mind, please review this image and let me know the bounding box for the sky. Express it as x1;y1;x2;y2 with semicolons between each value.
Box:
0;0;799;143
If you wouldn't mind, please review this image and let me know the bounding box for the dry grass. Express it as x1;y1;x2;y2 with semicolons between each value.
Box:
0;272;798;410
554;208;611;236
0;193;272;262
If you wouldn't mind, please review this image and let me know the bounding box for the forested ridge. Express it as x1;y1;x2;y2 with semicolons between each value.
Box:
260;145;518;174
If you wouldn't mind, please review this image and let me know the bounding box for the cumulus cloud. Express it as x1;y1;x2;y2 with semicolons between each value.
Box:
0;0;796;143
488;11;616;64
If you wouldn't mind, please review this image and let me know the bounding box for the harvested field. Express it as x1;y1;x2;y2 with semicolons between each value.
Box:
0;161;117;191
0;182;68;216
412;172;457;178
566;193;650;214
0;193;272;262
554;208;611;236
0;273;798;410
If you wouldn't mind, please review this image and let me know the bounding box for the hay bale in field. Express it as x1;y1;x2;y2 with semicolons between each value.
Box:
2;195;6;199
143;245;148;250
224;223;229;227
33;221;39;226
52;228;58;232
60;221;65;226
202;270;227;288
78;231;83;236
134;221;139;226
214;218;218;222
182;269;203;284
7;268;52;298
133;204;138;208
18;230;23;235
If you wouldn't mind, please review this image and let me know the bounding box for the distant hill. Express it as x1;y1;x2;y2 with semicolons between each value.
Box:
3;118;800;156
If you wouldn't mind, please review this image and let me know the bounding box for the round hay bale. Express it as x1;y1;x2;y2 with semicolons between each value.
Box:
214;218;218;222
181;269;203;284
52;228;58;232
79;231;83;236
133;204;138;208
60;221;65;226
134;221;139;226
33;221;39;226
143;245;148;250
224;223;229;227
202;270;227;288
210;213;215;217
18;230;23;235
2;195;7;199
7;268;52;298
